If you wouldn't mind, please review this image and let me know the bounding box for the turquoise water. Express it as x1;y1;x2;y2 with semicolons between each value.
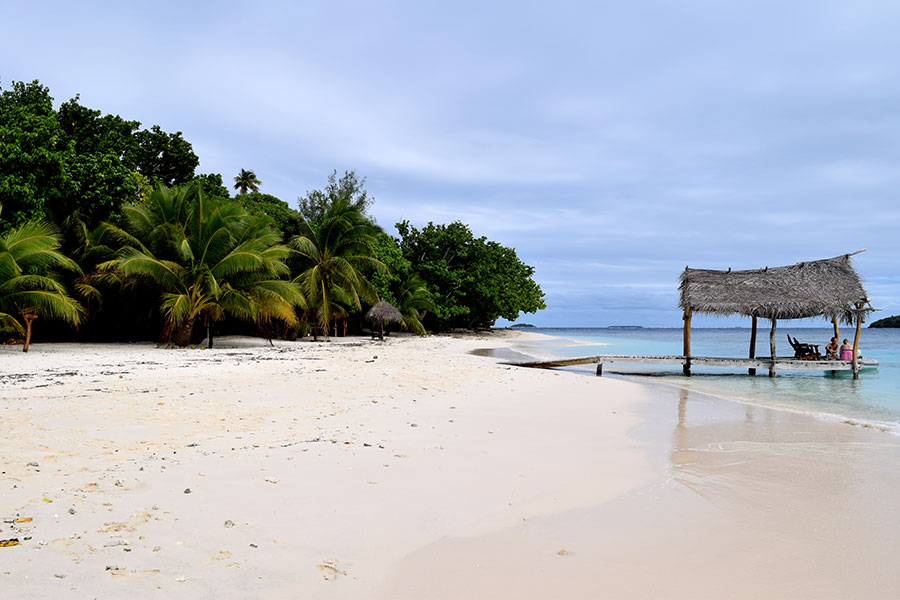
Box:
517;327;900;434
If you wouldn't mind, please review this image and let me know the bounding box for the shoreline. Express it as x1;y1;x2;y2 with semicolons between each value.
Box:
495;328;900;437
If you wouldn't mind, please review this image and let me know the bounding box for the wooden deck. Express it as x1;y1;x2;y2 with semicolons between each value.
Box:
514;355;878;376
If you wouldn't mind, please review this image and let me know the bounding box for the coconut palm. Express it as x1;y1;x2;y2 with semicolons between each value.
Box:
395;273;433;335
291;200;385;339
0;214;84;351
62;216;123;324
233;169;261;195
102;185;304;347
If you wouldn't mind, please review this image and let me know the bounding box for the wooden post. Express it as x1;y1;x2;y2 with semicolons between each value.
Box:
832;316;839;342
768;318;777;377
682;308;692;376
596;362;603;377
748;315;758;375
852;303;863;379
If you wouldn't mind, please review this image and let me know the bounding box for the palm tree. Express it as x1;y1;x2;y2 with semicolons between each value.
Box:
62;216;122;326
0;215;84;352
233;169;261;195
291;200;384;339
395;273;433;335
102;185;304;347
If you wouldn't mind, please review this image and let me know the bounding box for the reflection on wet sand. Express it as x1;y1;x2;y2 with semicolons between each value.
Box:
469;347;535;363
381;380;900;599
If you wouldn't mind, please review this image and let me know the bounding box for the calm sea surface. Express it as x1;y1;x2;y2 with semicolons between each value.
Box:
510;327;900;434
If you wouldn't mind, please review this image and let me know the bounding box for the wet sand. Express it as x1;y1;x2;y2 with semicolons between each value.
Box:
381;379;900;599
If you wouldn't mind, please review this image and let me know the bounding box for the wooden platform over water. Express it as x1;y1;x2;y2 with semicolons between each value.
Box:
514;355;878;376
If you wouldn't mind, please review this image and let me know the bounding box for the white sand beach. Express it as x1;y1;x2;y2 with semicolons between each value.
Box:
2;331;900;599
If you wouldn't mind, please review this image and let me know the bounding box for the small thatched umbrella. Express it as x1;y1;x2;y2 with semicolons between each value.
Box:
366;300;403;340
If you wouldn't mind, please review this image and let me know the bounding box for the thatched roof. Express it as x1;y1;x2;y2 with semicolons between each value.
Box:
679;253;872;324
366;300;403;324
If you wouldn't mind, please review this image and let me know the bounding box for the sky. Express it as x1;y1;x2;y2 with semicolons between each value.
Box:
3;1;899;327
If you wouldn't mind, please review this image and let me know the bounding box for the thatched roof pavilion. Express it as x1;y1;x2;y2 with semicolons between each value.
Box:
366;300;403;340
678;251;874;378
679;252;872;324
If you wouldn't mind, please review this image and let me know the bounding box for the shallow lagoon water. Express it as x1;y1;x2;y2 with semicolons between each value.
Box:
510;327;900;434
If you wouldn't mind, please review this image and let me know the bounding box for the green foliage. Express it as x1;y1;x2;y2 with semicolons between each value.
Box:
102;185;304;344
233;169;261;195
237;192;303;240
0;81;68;232
297;170;373;224
1;80;199;234
291;199;384;337
396;220;545;329
869;315;900;328
0;212;84;336
57;95;140;156
369;232;433;334
392;272;433;335
370;232;410;305
129;125;198;186
194;173;230;199
56;153;144;228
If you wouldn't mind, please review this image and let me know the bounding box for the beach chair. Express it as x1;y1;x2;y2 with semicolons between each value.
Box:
786;335;821;360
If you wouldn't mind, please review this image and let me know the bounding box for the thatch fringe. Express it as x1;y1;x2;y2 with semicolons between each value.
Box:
679;252;873;324
365;300;403;325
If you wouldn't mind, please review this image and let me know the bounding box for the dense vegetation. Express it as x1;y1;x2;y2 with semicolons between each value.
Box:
869;315;900;328
0;79;544;348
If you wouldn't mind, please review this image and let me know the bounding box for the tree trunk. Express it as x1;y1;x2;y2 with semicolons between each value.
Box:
170;320;194;347
22;313;37;353
207;320;214;349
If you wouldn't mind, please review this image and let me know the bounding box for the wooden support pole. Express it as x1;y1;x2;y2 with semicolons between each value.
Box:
768;318;777;377
596;362;603;377
852;303;863;380
832;316;839;342
682;308;692;376
748;315;758;375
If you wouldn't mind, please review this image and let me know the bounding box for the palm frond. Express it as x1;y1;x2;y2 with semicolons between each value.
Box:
13;290;84;325
0;312;24;335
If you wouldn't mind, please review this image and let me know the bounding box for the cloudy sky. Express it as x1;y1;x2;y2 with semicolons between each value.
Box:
4;1;899;326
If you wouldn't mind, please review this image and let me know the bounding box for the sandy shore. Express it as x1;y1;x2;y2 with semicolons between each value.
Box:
0;331;650;598
3;331;900;599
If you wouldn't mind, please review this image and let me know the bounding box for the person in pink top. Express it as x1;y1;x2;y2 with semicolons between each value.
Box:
839;338;854;361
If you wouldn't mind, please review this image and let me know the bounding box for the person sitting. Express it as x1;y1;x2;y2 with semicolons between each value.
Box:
825;337;839;359
839;338;854;361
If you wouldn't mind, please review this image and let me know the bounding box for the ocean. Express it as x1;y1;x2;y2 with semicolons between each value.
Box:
505;327;900;435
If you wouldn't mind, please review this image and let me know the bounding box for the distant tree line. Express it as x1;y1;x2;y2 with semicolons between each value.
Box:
869;315;900;328
0;79;544;349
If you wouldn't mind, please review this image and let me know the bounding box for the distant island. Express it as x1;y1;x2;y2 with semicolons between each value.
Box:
869;315;900;328
605;325;645;330
510;323;536;328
